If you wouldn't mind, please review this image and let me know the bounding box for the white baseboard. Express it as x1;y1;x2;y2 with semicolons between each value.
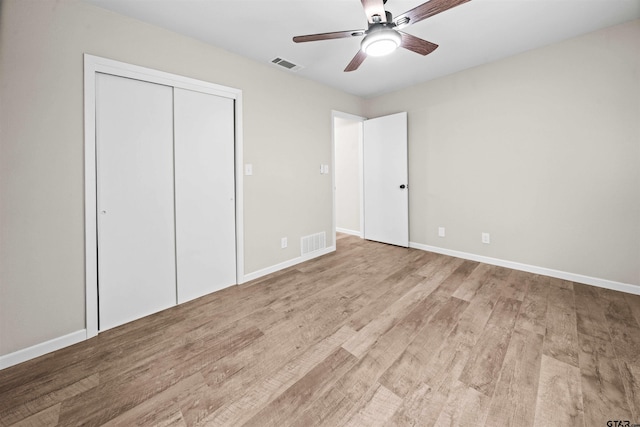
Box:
336;227;361;237
0;329;87;370
241;245;336;284
409;242;640;296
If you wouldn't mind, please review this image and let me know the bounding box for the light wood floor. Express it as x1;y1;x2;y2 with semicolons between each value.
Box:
2;234;639;426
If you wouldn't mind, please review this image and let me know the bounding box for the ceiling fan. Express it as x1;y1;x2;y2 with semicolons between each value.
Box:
293;0;471;72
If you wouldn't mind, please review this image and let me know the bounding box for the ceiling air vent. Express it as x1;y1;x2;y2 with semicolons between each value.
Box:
271;57;303;72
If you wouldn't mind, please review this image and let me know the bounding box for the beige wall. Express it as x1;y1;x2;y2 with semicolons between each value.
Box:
0;0;364;356
335;117;361;234
365;19;640;287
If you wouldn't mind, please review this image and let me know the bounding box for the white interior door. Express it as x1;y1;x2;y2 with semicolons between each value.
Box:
363;112;409;247
96;73;177;331
174;88;236;303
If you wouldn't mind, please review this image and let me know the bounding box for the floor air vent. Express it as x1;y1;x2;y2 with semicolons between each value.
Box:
271;57;303;72
301;232;326;255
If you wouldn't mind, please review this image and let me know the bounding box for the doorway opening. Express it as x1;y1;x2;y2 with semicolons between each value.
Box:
332;111;365;242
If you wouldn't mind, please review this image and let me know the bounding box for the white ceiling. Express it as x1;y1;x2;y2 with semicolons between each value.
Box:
86;0;640;98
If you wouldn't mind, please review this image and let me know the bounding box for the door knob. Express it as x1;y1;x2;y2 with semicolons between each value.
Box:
399;184;406;189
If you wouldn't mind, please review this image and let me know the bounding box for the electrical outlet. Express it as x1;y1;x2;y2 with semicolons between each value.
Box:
438;227;445;237
281;237;287;249
482;232;491;244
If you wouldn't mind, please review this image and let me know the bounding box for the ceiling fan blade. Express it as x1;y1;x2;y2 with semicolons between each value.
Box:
395;0;470;27
361;0;388;23
345;50;367;72
293;30;365;43
399;32;438;56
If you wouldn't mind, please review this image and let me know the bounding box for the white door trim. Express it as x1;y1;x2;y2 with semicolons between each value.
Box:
84;54;244;338
331;111;366;244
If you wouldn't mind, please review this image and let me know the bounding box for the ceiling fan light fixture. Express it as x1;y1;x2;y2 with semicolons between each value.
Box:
361;28;401;57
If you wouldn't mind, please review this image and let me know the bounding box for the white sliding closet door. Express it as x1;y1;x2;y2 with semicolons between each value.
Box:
174;88;236;303
96;73;177;331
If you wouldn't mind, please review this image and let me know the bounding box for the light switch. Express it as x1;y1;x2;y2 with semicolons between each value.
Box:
245;163;253;176
323;164;330;174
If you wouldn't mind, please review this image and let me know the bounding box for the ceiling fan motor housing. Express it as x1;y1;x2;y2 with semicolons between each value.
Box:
361;24;402;56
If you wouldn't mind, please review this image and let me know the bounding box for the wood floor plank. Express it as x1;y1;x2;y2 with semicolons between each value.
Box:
267;248;404;315
314;384;380;427
176;379;219;426
451;262;493;302
432;260;480;297
94;308;273;381
56;325;264;426
458;322;516;397
387;382;448;427
302;292;452;426
198;315;357;413
379;296;469;397
8;404;61;427
341;293;450;394
197;264;389;409
289;387;351;427
501;270;534;301
414;252;457;279
197;325;355;426
601;287;640;333
549;277;574;290
459;292;523;402
345;273;428;333
101;373;205;427
578;332;633;426
0;374;99;426
543;285;579;367
0;353;100;415
450;273;510;347
514;274;549;336
533;355;584;427
296;238;399;276
203;321;347;399
1;234;638;427
0;342;96;399
486;296;522;330
573;283;611;341
622;292;640;329
420;337;473;395
601;289;640;420
242;347;357;427
433;380;491;427
342;261;458;358
484;328;543;427
341;384;403;427
617;361;640;423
